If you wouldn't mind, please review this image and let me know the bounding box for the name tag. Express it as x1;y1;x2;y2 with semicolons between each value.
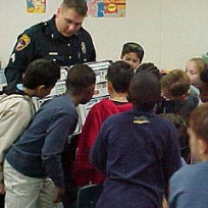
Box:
49;52;58;56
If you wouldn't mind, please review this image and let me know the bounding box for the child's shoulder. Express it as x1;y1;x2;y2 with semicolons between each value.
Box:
190;85;199;96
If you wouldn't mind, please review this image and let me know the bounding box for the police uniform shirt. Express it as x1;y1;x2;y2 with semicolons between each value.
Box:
5;15;96;86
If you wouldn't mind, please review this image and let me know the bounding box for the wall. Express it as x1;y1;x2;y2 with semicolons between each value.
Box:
0;0;208;70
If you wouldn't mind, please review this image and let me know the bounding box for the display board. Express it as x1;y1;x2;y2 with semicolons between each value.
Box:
32;60;112;135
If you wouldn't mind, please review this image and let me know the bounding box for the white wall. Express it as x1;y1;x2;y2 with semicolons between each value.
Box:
0;0;208;70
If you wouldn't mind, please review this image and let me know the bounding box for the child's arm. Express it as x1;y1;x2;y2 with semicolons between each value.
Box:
42;112;77;189
90;121;108;174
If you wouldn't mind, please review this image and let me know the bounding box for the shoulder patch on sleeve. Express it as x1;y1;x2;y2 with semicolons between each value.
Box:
15;34;31;51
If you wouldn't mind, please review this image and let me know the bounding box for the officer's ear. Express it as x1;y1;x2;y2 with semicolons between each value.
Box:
56;7;62;17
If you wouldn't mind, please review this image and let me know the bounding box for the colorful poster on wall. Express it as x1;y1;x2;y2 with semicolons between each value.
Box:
85;0;126;17
26;0;46;13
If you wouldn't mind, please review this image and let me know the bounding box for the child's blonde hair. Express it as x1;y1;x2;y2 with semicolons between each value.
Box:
188;58;207;73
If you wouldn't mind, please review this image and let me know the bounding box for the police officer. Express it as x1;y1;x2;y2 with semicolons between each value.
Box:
5;0;96;89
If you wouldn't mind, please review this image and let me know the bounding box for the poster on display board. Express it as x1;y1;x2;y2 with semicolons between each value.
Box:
26;0;46;13
85;0;126;17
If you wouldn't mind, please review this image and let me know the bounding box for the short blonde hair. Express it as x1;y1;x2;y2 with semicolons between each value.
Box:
161;69;190;97
61;0;88;16
188;58;208;74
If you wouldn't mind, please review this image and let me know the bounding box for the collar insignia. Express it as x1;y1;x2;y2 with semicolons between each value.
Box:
81;42;87;54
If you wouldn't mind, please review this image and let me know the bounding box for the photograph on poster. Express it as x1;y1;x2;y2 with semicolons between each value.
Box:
85;0;126;17
26;0;46;13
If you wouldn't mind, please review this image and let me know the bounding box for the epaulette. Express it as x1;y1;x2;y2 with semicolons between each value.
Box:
23;21;48;35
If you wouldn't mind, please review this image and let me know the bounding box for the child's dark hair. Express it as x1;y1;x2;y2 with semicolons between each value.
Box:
128;71;161;111
160;113;190;163
200;66;208;86
107;61;134;93
121;42;144;62
136;62;162;80
23;59;60;89
66;64;96;95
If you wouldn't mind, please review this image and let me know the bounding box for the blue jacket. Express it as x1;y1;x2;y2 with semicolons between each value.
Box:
90;109;182;208
169;161;208;208
6;95;78;188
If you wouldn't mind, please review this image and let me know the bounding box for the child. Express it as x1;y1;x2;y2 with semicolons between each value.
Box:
197;66;208;103
0;59;60;196
159;69;199;118
73;61;134;187
3;64;96;208
136;62;162;80
120;42;144;71
185;57;207;88
160;113;190;164
169;103;208;208
90;71;181;208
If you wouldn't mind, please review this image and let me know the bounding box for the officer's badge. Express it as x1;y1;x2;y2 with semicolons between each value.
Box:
81;42;87;54
133;116;150;124
15;34;31;51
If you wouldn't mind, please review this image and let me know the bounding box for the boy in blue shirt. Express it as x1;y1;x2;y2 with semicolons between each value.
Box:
4;64;96;208
169;103;208;208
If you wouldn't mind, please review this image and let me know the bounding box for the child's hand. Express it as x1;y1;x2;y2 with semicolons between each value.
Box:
53;186;65;203
0;181;5;195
